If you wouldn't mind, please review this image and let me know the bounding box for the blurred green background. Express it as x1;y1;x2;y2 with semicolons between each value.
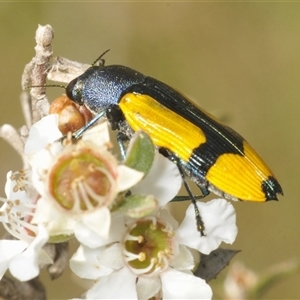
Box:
0;2;299;299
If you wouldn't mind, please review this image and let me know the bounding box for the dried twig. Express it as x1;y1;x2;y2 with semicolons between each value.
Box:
48;56;90;84
0;276;46;300
21;24;54;124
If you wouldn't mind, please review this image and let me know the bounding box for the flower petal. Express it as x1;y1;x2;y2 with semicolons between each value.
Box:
97;243;124;270
81;122;110;147
0;240;27;279
160;268;212;299
24;114;62;154
9;224;49;281
117;165;144;192
78;207;111;239
158;208;179;230
170;245;195;271
86;267;138;299
136;276;161;300
4;171;13;199
75;213;126;248
31;197;76;238
131;153;182;206
70;245;114;279
176;199;238;254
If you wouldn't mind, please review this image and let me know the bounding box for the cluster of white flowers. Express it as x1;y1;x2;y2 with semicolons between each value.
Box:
0;114;238;299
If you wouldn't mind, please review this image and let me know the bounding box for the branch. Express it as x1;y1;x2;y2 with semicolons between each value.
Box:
21;24;54;124
48;56;90;84
0;276;46;300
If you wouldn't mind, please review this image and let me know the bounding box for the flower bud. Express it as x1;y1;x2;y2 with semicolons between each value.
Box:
49;95;93;135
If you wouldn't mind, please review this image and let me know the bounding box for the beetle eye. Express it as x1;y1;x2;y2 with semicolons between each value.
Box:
66;78;83;105
66;78;76;100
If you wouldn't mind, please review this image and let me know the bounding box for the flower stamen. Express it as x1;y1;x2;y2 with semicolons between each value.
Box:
0;199;38;242
123;217;176;277
48;147;117;212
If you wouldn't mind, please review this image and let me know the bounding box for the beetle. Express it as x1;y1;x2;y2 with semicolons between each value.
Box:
65;54;283;233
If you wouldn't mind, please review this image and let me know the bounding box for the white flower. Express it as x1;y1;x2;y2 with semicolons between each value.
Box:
70;209;213;300
0;224;50;281
223;261;258;299
131;152;182;207
75;150;182;249
72;198;236;299
24;114;63;155
70;158;214;299
0;171;51;281
25;115;144;240
176;199;238;255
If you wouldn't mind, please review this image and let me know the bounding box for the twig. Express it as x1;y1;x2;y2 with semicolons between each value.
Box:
21;24;54;124
48;56;90;84
0;276;46;300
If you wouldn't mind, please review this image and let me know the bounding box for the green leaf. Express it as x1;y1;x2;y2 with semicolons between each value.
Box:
48;234;74;243
116;194;158;218
125;130;155;176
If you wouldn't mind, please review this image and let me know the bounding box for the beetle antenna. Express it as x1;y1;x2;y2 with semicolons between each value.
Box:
92;49;110;67
25;84;66;90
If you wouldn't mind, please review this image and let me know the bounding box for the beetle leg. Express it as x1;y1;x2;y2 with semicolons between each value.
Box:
163;152;205;236
116;132;128;160
176;161;206;236
74;111;106;139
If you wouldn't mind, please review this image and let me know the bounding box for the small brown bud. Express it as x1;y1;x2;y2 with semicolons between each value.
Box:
49;95;93;135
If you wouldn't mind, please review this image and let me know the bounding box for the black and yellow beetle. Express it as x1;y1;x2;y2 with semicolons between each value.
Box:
65;54;283;216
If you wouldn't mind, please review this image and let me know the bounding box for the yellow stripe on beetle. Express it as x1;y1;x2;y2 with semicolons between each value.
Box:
206;141;272;201
119;93;206;163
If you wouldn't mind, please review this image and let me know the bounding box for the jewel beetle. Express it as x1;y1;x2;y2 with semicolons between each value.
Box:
65;54;283;211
